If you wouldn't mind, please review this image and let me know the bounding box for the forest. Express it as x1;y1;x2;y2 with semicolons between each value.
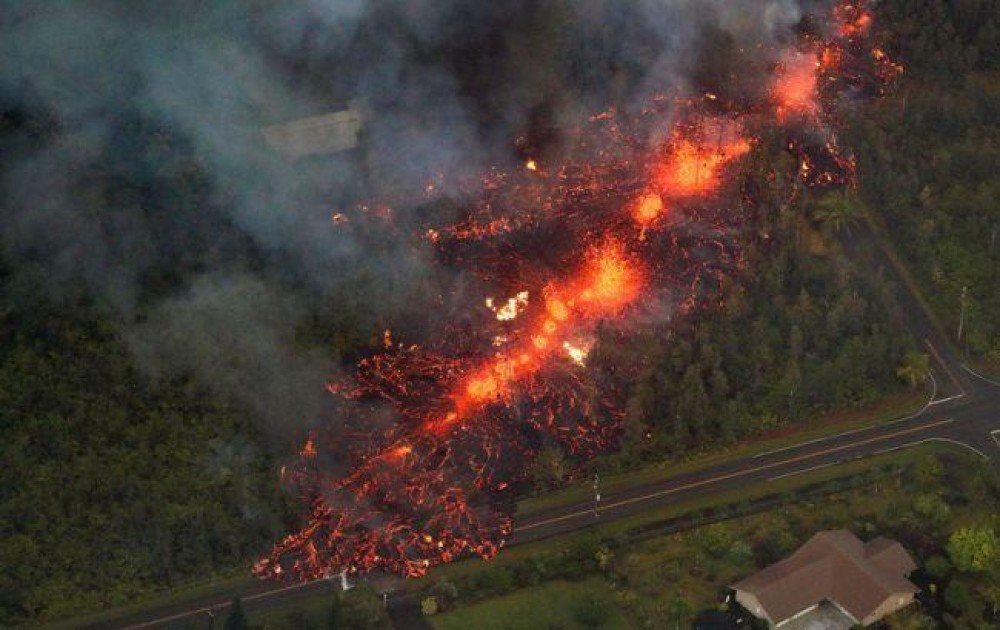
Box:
1;0;998;626
847;0;1000;364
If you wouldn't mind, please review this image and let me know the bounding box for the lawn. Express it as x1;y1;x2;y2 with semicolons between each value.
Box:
430;577;631;630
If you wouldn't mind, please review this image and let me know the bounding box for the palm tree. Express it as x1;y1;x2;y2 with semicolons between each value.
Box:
812;193;863;237
896;351;930;388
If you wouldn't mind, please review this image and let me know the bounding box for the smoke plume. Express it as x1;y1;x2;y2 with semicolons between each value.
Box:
0;0;808;440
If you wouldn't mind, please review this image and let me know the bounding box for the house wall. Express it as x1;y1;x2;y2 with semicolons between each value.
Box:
734;590;774;625
862;592;915;625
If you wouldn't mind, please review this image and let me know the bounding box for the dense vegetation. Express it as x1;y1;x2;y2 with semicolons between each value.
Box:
848;0;1000;363
0;291;289;622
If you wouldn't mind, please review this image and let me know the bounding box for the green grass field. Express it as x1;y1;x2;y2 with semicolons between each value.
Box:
430;577;630;630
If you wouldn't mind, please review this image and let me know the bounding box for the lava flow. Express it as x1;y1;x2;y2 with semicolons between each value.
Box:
255;0;901;582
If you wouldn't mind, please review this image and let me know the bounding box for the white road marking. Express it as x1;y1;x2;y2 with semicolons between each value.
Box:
124;580;323;629
961;363;1000;387
873;437;990;460
928;393;965;406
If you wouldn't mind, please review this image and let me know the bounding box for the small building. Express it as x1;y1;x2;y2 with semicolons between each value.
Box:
732;530;919;628
262;106;363;160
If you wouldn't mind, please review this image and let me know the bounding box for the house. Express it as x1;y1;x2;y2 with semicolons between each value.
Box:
732;530;919;628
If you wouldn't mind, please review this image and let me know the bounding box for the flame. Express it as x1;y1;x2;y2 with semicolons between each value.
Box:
431;241;640;434
562;340;591;366
836;4;873;39
525;158;538;172
633;193;666;225
820;45;842;73
656;120;750;198
774;52;820;121
576;240;641;311
486;291;530;321
300;436;317;458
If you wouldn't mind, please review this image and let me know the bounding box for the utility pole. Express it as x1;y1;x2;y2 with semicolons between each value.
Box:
593;473;600;519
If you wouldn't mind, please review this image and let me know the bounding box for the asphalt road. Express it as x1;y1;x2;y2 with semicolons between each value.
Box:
92;220;999;629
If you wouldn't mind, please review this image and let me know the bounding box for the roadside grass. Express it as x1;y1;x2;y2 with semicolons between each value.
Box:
48;572;254;630
248;592;337;629
516;388;925;518
429;577;630;630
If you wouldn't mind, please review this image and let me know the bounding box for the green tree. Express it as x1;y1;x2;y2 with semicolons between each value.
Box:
896;352;930;388
945;579;984;621
340;585;390;629
328;592;342;629
947;526;999;572
812;193;863;236
924;555;953;580
420;596;438;616
531;446;567;490
574;595;611;627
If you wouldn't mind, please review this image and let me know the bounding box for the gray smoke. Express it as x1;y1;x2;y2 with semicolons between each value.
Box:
0;0;808;440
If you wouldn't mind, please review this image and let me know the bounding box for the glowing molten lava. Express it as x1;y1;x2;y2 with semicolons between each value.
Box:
655;120;751;198
633;193;666;225
438;240;641;432
255;0;901;584
775;51;820;120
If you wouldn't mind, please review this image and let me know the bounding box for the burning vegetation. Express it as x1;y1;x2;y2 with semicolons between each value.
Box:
255;1;900;582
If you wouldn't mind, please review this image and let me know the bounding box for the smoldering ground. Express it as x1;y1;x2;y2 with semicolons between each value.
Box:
0;0;812;444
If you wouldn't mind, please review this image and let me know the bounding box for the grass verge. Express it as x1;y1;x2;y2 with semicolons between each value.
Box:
516;388;925;517
429;577;630;630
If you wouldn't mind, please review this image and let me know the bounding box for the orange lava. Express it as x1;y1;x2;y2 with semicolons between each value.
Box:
633;193;665;225
839;10;872;38
820;45;842;73
465;374;501;401
428;240;641;435
655;120;750;198
576;241;641;311
300;435;317;458
774;52;820;120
